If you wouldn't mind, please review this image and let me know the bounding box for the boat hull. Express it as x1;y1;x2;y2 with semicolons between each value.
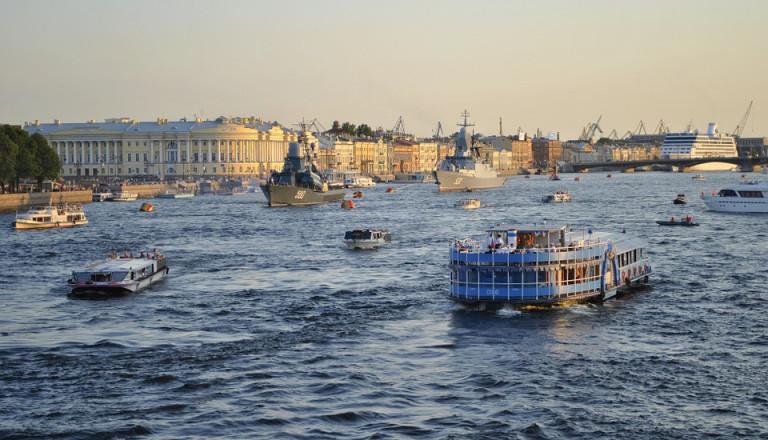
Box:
68;266;168;298
433;170;507;192
701;195;768;213
260;184;346;207
14;219;88;230
656;220;699;226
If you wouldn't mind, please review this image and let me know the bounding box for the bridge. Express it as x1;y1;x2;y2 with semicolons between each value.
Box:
569;157;768;172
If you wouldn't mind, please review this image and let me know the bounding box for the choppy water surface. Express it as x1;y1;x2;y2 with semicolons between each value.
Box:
1;172;766;439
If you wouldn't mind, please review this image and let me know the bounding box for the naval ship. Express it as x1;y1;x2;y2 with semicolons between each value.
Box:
433;111;507;192
260;131;346;206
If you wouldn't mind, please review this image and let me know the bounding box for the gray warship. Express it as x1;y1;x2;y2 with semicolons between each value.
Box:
261;131;346;206
433;111;507;192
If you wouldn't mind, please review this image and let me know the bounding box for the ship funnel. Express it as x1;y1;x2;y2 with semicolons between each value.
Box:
287;142;301;158
707;122;719;136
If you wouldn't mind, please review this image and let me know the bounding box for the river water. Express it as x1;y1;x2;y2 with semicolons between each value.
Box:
1;171;766;439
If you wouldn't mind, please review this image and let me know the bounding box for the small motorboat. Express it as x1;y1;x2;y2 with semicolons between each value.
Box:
656;216;698;226
674;194;687;204
542;191;571;203
455;198;481;209
343;229;391;250
692;174;705;181
352;191;363;198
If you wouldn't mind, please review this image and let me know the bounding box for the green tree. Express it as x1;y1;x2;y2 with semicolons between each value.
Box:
0;132;19;193
31;133;61;190
15;140;40;192
340;122;356;136
356;124;373;137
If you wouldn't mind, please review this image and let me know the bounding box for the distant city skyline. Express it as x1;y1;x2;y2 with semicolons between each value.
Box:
2;0;766;140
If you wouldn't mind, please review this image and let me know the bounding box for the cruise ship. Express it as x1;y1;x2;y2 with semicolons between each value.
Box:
660;123;738;171
433;111;507;192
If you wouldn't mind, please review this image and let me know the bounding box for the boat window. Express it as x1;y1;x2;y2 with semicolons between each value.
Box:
738;190;764;198
89;273;111;282
720;189;738;197
73;272;91;283
111;271;129;282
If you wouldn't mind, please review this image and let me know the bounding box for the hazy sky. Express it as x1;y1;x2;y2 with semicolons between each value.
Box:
2;0;766;139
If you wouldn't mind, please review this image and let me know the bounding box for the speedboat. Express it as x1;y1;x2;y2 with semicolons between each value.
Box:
67;251;169;297
673;194;687;204
692;174;705;181
13;203;88;230
448;223;651;307
343;229;392;250
455;198;481;209
542;191;571;203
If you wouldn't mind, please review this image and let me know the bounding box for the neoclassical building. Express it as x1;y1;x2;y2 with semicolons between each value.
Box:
22;116;298;179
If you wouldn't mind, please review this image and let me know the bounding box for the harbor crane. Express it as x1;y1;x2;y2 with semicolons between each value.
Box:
634;120;647;135
654;119;669;135
391;116;407;138
433;121;444;139
732;100;753;137
579;115;603;142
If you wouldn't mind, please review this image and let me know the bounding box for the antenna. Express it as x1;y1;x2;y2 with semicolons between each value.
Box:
457;110;475;128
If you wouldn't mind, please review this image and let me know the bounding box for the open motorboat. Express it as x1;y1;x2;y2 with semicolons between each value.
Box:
455;198;481;209
673;194;687;205
13;203;88;230
67;250;169;297
692;174;705;181
343;228;392;250
656;216;699;226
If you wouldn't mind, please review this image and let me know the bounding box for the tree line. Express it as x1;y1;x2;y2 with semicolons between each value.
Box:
0;124;61;193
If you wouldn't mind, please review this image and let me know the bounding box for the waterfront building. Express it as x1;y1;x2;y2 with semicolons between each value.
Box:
736;137;768;157
392;138;418;174
22;116;298;180
532;138;563;168
486;133;533;171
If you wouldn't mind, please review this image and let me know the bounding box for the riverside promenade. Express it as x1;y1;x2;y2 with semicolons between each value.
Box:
0;190;92;213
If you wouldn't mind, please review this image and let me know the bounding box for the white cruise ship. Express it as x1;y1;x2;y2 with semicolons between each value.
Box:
660;123;738;170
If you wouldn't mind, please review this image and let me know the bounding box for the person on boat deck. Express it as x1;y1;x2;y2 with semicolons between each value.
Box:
495;235;504;249
487;234;496;251
686;215;692;222
670;216;675;222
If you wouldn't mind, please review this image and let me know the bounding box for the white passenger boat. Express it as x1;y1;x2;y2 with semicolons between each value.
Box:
67;251;169;297
13;203;88;230
343;229;392;250
700;180;768;213
344;175;376;188
110;192;138;202
92;191;113;202
542;191;571;203
156;190;194;199
448;223;651;307
455;198;481;209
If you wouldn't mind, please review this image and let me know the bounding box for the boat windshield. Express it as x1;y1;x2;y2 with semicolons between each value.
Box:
345;230;372;240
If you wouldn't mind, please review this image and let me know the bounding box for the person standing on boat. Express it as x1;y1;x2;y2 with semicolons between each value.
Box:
487;234;496;252
495;235;504;249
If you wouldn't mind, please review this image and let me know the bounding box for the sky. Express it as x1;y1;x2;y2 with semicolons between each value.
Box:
1;0;766;140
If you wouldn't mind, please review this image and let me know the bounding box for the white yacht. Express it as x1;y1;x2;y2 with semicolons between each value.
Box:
542;191;571;203
110;192;138;201
701;180;768;213
67;251;169;297
344;175;376;188
455;198;481;209
660;123;738;171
